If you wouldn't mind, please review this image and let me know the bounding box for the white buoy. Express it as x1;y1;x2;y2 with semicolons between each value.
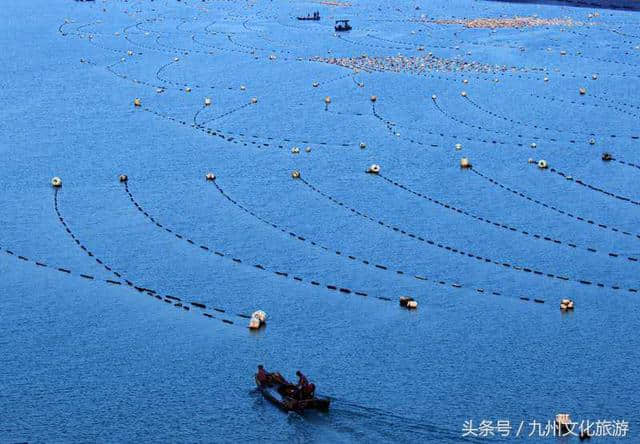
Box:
537;159;548;169
370;95;377;102
431;94;437;100
205;172;216;181
592;74;598;80
185;87;191;93
204;97;212;106
240;85;246;91
325;96;331;104
252;310;267;323
579;87;586;95
461;91;467;97
367;164;381;174
463;79;468;84
360;142;366;149
531;143;537;149
313;82;319;88
305;146;311;153
406;300;418;309
156;88;164;94
269;54;276;60
528;158;534;163
291;147;300;154
460;157;471;169
174;57;179;62
251;97;258;104
455;143;462;151
291;170;301;179
51;177;62;188
119;174;128;182
127;50;133;56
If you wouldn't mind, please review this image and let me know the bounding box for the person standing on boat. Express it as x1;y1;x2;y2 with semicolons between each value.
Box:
257;365;269;384
295;370;308;388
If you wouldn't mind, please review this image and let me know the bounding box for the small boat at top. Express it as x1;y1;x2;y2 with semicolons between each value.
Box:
297;11;320;21
255;373;331;413
334;19;352;32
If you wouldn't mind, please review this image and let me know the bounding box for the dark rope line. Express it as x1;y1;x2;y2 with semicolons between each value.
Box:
527;92;640;123
210;178;544;305
296;175;637;293
53;188;244;325
376;173;639;263
464;95;638;141
371;102;512;149
471;168;640;241
530;161;640;207
142;106;356;150
122;180;379;303
611;156;640;171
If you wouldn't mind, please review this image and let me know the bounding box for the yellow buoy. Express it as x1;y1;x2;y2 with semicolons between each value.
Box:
204;97;212;106
119;174;128;182
51;177;62;188
291;170;301;179
370;95;377;102
537;159;548;169
205;172;216;181
325;96;331;104
460;157;471;169
248;317;261;330
133;98;141;107
367;164;381;174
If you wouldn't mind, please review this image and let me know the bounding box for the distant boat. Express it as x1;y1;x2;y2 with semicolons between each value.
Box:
334;19;352;32
297;11;320;21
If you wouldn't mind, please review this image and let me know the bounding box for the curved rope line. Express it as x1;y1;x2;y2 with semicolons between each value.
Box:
53;188;245;325
122;179;380;303
295;174;637;293
210;178;545;305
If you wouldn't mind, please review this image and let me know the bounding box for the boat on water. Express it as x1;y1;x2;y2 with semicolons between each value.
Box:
255;375;331;413
334;19;352;32
297;11;320;21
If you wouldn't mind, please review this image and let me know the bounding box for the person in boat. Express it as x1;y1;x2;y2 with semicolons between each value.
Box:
295;371;316;400
257;365;286;385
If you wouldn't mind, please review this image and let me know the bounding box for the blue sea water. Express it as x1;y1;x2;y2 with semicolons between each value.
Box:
1;0;639;442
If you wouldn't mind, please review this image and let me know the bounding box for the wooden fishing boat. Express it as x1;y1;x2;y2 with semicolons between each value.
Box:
255;375;331;412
